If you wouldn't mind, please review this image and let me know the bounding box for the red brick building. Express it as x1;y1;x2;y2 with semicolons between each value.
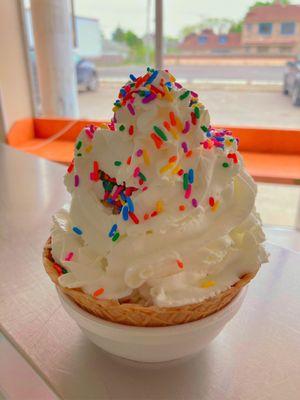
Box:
242;3;300;55
181;29;242;55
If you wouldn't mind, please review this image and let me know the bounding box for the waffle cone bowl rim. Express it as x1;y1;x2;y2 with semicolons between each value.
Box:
43;237;257;327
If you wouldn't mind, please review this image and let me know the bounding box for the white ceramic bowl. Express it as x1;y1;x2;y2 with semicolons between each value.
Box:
57;287;247;363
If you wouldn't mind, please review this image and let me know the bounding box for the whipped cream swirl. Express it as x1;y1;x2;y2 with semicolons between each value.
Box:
51;69;267;307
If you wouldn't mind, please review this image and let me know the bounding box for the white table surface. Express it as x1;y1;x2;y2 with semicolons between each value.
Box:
1;144;300;400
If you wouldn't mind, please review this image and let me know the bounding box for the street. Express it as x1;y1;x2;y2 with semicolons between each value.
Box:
97;65;285;83
79;83;300;129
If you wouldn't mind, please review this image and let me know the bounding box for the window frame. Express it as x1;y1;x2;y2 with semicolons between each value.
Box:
258;22;273;36
281;22;295;35
218;35;228;45
198;35;208;45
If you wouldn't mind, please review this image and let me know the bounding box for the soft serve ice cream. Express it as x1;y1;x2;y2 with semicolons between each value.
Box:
51;69;267;308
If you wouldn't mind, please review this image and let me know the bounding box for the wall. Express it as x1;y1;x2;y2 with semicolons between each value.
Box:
0;0;33;133
242;21;300;55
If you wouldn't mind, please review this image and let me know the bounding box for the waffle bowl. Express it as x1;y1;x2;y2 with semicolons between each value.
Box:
43;237;256;328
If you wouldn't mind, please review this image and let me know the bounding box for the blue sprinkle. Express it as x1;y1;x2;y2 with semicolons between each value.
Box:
188;169;194;184
145;70;158;85
126;196;134;212
120;88;127;97
72;226;82;235
120;192;127;201
122;205;129;221
165;81;172;88
107;198;114;204
108;224;118;238
206;132;212;138
129;74;137;81
215;137;225;142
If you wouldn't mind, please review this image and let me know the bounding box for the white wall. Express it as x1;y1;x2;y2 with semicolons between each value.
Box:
0;0;33;133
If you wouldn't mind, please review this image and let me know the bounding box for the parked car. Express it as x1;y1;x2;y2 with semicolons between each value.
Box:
75;55;99;92
30;51;99;92
283;60;300;106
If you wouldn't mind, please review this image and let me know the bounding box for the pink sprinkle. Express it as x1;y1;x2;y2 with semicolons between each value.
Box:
108;122;115;131
74;174;79;187
185;184;192;199
127;103;135;115
136;149;143;157
182;121;190;134
111;185;123;201
142;93;156;104
85;128;94;139
192;198;198;207
133;167;140;178
175;82;182;89
181;142;188;153
65;252;74;261
90;124;97;133
191;91;198;98
112;114;117;123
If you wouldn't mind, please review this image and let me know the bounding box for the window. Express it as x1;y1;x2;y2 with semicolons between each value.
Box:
281;22;295;35
218;35;228;44
198;35;208;44
257;46;270;53
259;22;272;35
279;46;292;54
246;23;252;32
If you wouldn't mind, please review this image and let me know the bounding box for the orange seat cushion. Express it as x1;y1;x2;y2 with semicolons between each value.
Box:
14;139;74;164
242;151;300;183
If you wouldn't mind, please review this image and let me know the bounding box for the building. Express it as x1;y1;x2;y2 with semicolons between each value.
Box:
242;3;300;56
180;29;242;55
25;10;103;58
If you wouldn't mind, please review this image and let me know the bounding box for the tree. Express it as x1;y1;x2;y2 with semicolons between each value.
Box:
230;21;243;33
180;18;240;38
250;0;290;9
124;31;143;49
112;27;125;43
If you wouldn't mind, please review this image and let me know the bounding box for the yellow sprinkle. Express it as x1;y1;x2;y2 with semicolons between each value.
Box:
156;200;164;213
172;165;181;174
200;280;216;288
159;162;175;174
211;201;219;212
163;86;174;102
170;128;179;140
225;139;232;147
112;106;118;113
85;145;93;153
143;149;150;166
176;117;184;133
99;123;108;129
168;73;176;82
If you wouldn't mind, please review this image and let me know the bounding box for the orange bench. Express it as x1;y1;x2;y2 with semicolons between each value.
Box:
6;118;300;184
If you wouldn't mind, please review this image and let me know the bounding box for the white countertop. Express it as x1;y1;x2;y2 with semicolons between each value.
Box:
1;145;300;400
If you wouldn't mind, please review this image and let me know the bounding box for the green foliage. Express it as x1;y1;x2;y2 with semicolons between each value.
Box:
230;21;243;33
250;0;290;9
123;31;143;49
112;27;125;43
112;27;153;65
180;18;240;38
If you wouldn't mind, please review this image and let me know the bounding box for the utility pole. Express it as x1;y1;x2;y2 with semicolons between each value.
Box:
155;0;163;70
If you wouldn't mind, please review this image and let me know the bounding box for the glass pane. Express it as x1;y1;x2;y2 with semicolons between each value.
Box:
74;0;155;120
163;0;300;228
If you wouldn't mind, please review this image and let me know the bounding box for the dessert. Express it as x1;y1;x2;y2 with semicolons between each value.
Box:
43;68;268;327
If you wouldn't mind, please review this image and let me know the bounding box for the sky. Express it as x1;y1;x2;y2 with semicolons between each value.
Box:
74;0;300;38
